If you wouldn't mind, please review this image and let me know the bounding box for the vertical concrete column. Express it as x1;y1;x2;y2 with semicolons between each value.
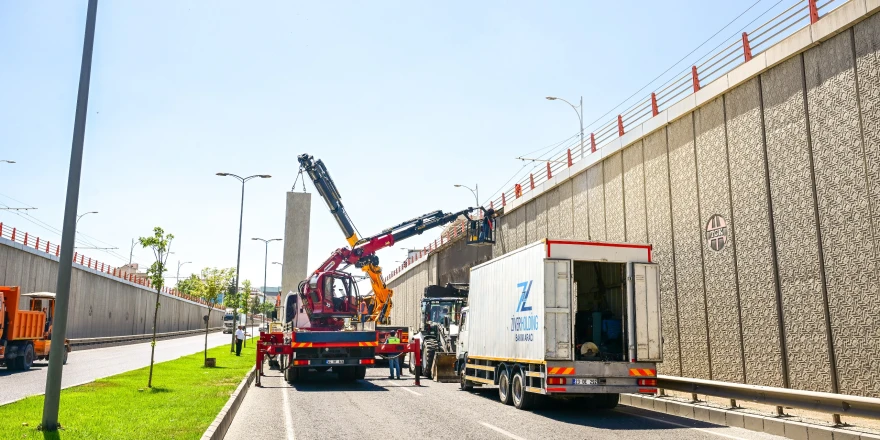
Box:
281;192;311;320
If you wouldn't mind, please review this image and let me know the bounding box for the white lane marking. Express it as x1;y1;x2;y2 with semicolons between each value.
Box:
281;379;296;440
626;412;748;440
479;421;527;440
384;380;423;396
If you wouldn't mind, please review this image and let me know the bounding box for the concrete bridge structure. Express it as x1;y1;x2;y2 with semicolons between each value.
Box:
385;1;880;400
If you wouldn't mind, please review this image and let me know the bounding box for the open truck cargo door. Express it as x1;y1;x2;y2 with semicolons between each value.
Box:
628;263;662;362
543;259;572;361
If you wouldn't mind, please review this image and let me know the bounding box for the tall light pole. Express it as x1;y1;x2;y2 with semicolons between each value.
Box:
252;237;281;305
0;160;15;164
76;211;98;226
42;0;98;432
546;96;585;159
453;184;479;207
217;172;271;351
176;260;192;283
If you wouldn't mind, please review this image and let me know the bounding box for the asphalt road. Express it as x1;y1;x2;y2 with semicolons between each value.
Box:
0;325;258;406
225;365;785;440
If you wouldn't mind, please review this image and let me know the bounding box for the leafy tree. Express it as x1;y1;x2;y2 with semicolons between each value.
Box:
139;226;174;388
195;267;235;363
176;274;202;297
240;280;253;347
258;301;275;319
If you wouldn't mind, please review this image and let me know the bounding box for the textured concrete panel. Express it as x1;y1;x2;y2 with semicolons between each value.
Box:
643;128;682;375
513;205;526;249
695;97;745;383
547;185;561;240
725;77;786;388
805;29;880;397
668;113;711;380
604;153;626;242
623;141;647;243
762;55;833;393
282;192;311;306
557;180;574;240
535;192;548;240
587;164;606;240
856;13;880;270
572;171;590;240
525;199;537;244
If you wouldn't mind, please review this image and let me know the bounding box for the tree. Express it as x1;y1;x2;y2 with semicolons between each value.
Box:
176;274;202;297
195;267;235;364
240;279;253;347
258;301;275;319
138;226;174;388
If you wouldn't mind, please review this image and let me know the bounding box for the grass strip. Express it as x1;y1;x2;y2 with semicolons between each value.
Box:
0;338;257;440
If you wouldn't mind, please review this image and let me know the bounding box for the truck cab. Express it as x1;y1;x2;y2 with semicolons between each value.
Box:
0;287;70;371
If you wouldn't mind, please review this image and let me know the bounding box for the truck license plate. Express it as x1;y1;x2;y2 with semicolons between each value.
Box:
326;360;344;365
573;379;598;385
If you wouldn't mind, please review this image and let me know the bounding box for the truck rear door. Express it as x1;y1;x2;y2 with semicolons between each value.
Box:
628;263;662;362
544;259;572;360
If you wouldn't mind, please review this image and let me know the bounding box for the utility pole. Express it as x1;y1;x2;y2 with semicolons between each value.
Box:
42;0;98;431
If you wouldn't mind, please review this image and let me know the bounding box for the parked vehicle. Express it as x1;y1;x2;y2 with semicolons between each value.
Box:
457;239;661;410
0;286;70;370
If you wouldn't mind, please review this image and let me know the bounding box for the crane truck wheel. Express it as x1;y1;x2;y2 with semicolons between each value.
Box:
15;343;35;371
511;370;536;410
422;338;438;380
497;368;512;405
355;365;366;380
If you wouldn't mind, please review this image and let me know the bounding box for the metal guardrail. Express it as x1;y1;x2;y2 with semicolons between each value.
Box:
70;327;225;348
658;375;880;419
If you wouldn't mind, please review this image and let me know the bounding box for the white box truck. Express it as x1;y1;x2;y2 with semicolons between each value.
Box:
456;239;661;410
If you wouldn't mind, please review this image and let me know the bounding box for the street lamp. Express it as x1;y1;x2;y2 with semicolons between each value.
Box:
453;184;479;207
546;96;585;159
252;237;282;306
76;211;98;226
1;160;15;164
272;261;282;266
217;172;271;351
176;261;192;283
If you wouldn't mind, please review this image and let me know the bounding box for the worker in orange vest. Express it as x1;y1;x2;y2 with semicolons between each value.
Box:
358;298;368;323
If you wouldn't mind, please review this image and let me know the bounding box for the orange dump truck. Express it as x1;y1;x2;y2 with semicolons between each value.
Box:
0;286;69;370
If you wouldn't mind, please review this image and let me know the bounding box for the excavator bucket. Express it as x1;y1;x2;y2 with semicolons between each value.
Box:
431;352;458;383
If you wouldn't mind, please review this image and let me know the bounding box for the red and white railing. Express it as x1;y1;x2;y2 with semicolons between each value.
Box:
0;222;223;309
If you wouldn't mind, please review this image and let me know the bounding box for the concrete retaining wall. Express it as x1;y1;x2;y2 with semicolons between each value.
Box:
489;8;880;398
0;238;224;339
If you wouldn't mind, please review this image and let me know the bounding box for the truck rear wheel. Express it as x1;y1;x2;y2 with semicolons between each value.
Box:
336;367;356;382
460;369;473;391
355;366;366;380
15;343;34;371
497;368;512;405
511;371;536;410
593;393;619;409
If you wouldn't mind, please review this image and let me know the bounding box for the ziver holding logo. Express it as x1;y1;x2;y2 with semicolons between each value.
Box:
511;281;538;341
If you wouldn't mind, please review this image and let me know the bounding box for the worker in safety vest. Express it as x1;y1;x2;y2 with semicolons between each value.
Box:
358;298;368;322
385;332;402;379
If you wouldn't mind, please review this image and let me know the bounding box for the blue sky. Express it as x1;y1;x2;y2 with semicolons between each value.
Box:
0;1;790;290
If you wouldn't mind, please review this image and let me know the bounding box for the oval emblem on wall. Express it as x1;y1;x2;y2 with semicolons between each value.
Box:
705;214;729;252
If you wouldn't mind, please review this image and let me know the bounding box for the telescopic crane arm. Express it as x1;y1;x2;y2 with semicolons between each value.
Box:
297;154;489;324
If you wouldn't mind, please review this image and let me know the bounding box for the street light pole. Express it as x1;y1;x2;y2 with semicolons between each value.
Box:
76;211;98;226
453;184;479;207
176;261;191;283
546;96;585;159
42;0;98;432
0;160;15;164
252;238;281;306
217;172;271;351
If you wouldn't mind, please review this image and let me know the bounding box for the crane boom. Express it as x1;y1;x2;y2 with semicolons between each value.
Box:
296;153;488;326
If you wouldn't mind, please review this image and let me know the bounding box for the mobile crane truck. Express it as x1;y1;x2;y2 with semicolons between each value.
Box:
457;239;661;410
255;154;494;385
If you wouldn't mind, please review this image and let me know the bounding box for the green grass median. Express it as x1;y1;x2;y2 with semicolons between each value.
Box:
0;338;257;440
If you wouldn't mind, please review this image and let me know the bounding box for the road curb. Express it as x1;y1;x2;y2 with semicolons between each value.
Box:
70;328;225;350
622;394;880;440
201;366;256;440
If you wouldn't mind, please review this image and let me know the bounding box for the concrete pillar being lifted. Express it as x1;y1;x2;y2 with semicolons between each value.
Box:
281;192;311;321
